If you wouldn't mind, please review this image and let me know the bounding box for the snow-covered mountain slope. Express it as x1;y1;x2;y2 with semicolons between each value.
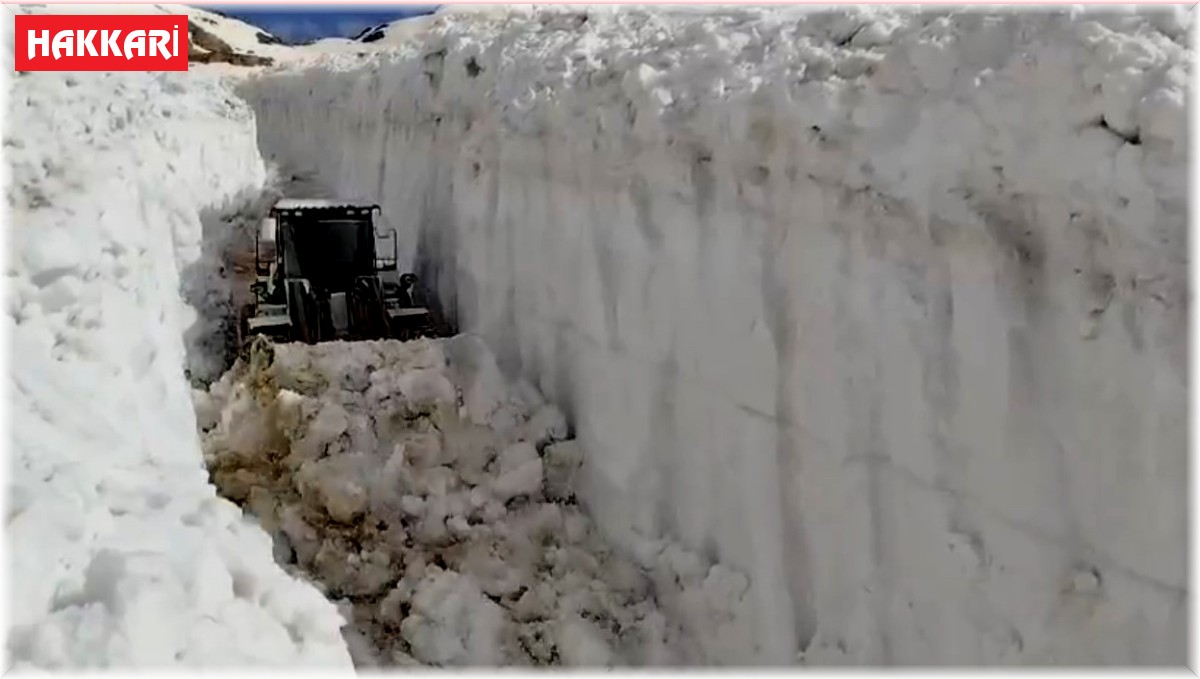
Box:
241;5;1190;665
347;16;437;47
351;23;389;42
181;6;295;62
3;17;353;670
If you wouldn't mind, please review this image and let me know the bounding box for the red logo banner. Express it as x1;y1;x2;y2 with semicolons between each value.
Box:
14;14;188;72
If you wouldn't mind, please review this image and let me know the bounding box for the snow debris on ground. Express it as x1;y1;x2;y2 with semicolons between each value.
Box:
197;334;754;667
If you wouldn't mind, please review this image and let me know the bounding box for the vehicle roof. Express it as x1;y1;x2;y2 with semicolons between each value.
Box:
272;198;380;211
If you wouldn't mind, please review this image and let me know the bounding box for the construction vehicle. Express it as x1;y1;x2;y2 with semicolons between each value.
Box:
237;198;435;347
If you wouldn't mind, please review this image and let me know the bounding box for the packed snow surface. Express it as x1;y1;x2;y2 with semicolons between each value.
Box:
244;5;1190;664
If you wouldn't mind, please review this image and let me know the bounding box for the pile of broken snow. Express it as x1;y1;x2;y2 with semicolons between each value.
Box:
196;335;755;666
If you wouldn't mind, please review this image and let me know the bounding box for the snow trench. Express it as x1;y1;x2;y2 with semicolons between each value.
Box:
5;67;353;668
4;38;751;670
239;6;1189;665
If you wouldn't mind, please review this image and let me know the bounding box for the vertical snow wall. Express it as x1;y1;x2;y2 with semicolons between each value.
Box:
6;66;353;668
242;7;1188;665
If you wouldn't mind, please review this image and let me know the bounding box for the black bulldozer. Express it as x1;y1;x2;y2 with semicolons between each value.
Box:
238;199;436;347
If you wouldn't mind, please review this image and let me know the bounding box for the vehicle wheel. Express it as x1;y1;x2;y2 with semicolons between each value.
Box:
236;304;253;355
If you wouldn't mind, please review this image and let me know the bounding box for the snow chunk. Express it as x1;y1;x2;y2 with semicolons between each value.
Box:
401;570;510;665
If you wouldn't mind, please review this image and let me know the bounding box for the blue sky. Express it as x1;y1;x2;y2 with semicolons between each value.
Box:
202;4;440;43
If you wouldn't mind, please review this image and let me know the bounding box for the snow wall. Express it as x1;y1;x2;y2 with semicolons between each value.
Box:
243;7;1190;665
5;63;353;668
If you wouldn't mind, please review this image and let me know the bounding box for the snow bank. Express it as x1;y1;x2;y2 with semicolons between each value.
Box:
242;6;1189;665
5;52;352;669
198;335;755;666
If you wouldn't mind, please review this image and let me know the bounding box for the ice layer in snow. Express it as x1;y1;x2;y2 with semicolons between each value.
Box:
242;6;1189;664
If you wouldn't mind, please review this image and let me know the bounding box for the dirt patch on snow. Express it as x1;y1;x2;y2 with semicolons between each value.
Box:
189;21;274;67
